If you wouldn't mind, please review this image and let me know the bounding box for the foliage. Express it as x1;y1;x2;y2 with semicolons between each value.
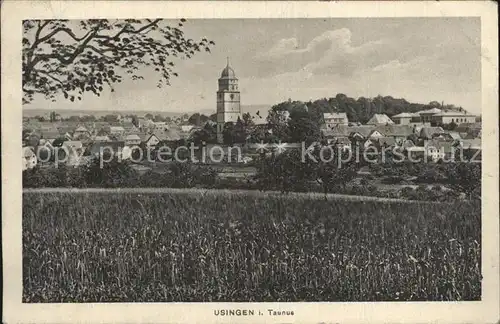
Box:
23;19;214;103
188;113;210;126
23;191;481;302
445;163;481;199
269;95;469;124
83;156;138;187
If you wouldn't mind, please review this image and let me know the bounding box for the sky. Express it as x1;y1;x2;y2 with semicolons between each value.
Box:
26;17;481;114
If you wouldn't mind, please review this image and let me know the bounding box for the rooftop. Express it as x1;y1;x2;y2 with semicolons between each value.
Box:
220;57;236;79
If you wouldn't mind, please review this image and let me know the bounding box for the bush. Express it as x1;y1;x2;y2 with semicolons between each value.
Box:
381;176;404;185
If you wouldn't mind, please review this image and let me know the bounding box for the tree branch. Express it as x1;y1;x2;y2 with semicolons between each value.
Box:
94;19;161;43
37;27;94;45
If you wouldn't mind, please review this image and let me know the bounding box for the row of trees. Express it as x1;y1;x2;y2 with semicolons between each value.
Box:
293;95;472;124
23;157;219;189
254;149;480;200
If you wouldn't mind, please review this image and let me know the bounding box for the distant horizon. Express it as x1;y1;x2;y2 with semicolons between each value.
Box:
24;18;481;115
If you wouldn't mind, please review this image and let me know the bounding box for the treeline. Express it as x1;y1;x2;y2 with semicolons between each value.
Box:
23;150;481;202
252;148;481;201
272;94;471;124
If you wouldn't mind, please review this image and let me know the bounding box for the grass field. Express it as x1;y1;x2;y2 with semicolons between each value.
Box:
23;190;481;302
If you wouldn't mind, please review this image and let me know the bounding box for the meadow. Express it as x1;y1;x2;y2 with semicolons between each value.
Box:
23;190;481;302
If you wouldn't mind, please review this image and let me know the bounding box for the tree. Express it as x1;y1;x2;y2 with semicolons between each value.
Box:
316;147;359;194
242;112;254;127
52;136;68;147
191;122;217;145
222;122;235;145
154;114;165;122
102;114;119;123
188;113;202;126
267;109;290;142
83;155;137;187
144;113;154;120
22;19;215;104
445;162;481;199
287;108;321;144
131;115;140;128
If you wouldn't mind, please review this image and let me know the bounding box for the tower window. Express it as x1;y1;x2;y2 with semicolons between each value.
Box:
230;94;234;100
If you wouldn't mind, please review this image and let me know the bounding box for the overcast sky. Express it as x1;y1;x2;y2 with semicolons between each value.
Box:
27;17;481;114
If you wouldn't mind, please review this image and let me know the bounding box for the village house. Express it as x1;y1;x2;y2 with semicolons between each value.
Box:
109;126;125;136
143;134;161;147
431;111;477;125
124;134;142;146
94;135;111;142
22;146;37;171
366;113;394;125
180;124;195;133
73;125;91;138
424;140;455;162
419;126;445;140
391;112;413;125
406;146;426;160
369;125;414;142
417;108;443;124
122;122;139;134
87;141;126;158
323;112;349;129
431;131;462;143
347;125;377;142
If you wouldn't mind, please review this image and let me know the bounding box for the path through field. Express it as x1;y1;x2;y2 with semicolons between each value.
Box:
22;187;449;204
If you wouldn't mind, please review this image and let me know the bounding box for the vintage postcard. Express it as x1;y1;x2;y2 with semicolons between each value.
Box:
2;1;499;323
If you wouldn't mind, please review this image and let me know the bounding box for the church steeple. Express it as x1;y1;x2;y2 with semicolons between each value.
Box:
216;58;241;143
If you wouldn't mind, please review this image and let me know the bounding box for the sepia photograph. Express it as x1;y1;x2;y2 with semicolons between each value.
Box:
2;1;499;323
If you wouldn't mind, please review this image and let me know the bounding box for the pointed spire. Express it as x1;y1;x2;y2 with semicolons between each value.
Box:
226;56;230;67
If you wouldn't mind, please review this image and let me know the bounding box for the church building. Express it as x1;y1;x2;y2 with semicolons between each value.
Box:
216;58;241;143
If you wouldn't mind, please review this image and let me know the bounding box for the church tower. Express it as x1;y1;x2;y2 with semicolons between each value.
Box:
216;57;241;143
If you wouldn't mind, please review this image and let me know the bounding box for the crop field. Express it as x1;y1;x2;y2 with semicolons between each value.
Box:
23;190;481;302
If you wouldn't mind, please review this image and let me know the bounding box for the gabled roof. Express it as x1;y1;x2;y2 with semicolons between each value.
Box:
323;112;348;120
23;146;36;158
94;135;110;142
366;114;394;125
63;141;83;149
391;112;413;118
375;124;413;137
433;111;475;117
110;126;125;132
420;126;444;139
461;139;481;149
377;137;397;147
322;125;350;138
368;129;384;138
75;126;88;132
348;125;376;138
88;141;125;155
124;134;141;141
419;108;442;115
